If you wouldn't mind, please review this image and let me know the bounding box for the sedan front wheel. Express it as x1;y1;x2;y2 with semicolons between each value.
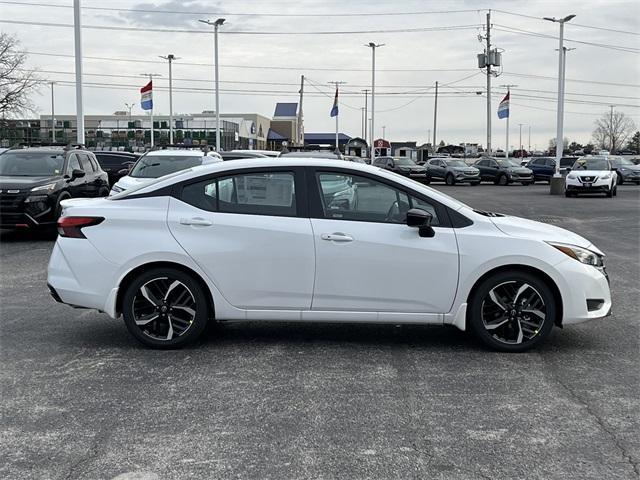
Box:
468;271;556;352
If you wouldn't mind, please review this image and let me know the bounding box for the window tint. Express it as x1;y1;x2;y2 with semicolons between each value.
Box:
67;155;81;173
316;172;439;225
372;158;386;167
95;154;133;168
181;171;296;216
78;154;94;172
545;158;556;166
477;160;487;167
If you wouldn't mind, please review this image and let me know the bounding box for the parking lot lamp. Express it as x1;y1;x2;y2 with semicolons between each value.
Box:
199;18;225;151
366;42;384;163
544;14;575;191
159;54;179;144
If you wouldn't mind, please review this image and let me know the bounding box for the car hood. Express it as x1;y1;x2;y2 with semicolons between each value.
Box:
488;214;600;253
0;175;61;191
452;166;479;172
618;164;640;171
113;175;154;191
570;169;610;176
507;167;532;174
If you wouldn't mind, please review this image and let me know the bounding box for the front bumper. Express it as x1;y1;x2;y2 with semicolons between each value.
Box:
566;184;611;193
454;173;480;183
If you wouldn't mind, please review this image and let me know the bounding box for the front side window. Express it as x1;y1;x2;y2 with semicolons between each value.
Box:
0;151;65;176
316;172;439;225
78;154;94;172
181;171;296;216
67;155;81;173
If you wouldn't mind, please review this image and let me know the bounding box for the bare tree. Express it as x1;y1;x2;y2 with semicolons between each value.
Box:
0;33;40;118
592;109;636;153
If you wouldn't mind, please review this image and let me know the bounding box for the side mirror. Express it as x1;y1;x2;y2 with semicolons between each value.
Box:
69;168;85;180
406;208;435;238
565;167;572;173
117;168;129;176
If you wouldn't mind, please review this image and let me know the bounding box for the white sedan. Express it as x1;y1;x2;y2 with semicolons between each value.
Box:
48;158;611;351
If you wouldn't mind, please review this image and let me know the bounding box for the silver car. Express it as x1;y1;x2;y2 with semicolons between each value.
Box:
425;158;480;185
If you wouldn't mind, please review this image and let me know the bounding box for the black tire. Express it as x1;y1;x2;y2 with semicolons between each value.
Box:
521;182;532;186
617;173;623;185
424;176;431;185
468;270;556;352
470;181;480;186
122;267;209;349
498;174;509;186
445;174;455;186
613;185;617;196
606;187;614;198
564;190;571;197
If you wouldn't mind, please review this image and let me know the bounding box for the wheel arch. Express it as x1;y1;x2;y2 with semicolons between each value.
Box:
465;264;564;328
115;261;216;320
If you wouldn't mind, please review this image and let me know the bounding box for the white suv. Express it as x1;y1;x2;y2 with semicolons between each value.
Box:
565;156;617;198
110;149;222;195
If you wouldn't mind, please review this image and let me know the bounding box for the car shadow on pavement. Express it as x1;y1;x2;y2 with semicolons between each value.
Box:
0;228;57;242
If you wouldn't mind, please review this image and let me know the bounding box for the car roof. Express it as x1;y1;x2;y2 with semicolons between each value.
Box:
117;157;466;211
4;148;67;155
279;151;340;158
144;149;209;157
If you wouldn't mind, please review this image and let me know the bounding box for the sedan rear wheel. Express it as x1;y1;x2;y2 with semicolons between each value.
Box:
469;271;556;352
122;268;209;349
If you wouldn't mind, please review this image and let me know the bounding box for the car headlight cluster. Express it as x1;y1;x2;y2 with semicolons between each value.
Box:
110;185;124;194
30;182;57;193
547;242;603;267
567;174;577;179
601;173;611;179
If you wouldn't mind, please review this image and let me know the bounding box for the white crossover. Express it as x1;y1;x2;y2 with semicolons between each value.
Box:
110;149;222;196
48;158;612;351
565;156;617;198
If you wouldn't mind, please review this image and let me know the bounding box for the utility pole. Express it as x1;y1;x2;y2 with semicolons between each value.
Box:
73;0;84;144
518;123;524;156
328;81;346;153
361;89;369;144
528;125;531;153
382;126;386;139
297;75;305;147
50;82;55;143
366;43;384;164
361;108;365;139
199;18;226;151
125;103;134;125
433;80;438;149
140;73;161;147
159;54;179;144
609;104;615;152
485;11;492;156
500;84;517;158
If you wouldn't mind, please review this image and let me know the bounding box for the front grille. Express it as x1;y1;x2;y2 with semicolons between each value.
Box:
578;176;598;183
0;191;28;212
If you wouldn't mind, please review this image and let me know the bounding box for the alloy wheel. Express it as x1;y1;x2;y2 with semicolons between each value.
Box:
480;281;546;345
132;276;197;341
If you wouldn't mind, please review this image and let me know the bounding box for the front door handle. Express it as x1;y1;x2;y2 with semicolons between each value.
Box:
321;233;353;242
180;217;212;226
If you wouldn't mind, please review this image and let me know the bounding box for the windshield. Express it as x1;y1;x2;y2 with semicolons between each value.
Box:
394;158;417;166
496;159;521;168
129;154;202;178
0;151;65;176
445;160;467;167
609;156;634;166
573;158;610;171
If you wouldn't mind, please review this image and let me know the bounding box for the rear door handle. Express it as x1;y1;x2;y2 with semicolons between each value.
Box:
321;233;353;242
180;217;212;226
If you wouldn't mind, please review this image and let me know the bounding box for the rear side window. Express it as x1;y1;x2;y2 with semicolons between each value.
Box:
181;171;296;217
95;154;131;168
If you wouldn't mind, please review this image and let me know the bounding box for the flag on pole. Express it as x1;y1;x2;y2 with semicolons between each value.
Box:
330;88;339;117
497;91;510;119
140;81;153;110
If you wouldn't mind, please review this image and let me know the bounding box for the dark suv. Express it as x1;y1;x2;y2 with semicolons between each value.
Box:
93;151;139;186
474;157;533;185
0;147;109;229
372;156;427;179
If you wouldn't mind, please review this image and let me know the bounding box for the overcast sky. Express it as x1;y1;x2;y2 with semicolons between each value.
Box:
1;0;639;150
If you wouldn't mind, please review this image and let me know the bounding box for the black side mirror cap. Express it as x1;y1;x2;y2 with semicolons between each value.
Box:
406;208;436;237
69;168;85;180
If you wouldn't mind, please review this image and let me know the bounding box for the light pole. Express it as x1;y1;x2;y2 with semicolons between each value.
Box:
366;42;384;164
544;13;575;191
433;80;438;149
199;18;225;151
73;0;84;144
125;102;134;125
159;54;179;144
50;82;55;143
361;89;369;144
518;123;524;157
528;125;531;153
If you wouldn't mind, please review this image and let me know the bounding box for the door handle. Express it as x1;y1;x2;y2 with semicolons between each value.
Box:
180;217;212;226
321;233;353;242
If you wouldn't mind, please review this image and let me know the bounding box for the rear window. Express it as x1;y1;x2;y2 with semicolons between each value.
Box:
130;155;202;178
95;154;134;168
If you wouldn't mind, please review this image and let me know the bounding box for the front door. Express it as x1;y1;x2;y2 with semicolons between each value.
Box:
167;168;315;310
309;170;459;313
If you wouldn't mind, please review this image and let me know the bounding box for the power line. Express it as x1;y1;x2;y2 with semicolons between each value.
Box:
0;1;484;18
493;9;640;36
24;51;477;73
0;19;482;35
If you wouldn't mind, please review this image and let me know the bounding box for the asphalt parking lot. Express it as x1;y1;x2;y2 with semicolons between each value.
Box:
1;184;638;480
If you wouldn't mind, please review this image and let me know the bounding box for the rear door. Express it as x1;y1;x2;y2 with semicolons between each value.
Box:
77;153;100;196
65;154;87;197
308;168;459;313
167;167;315;310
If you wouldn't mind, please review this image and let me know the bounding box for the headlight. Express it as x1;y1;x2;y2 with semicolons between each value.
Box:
110;185;124;194
24;195;48;203
30;182;57;193
568;174;576;179
601;173;611;179
547;242;603;267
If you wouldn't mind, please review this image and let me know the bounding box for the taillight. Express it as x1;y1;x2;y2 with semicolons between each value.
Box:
57;216;104;238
